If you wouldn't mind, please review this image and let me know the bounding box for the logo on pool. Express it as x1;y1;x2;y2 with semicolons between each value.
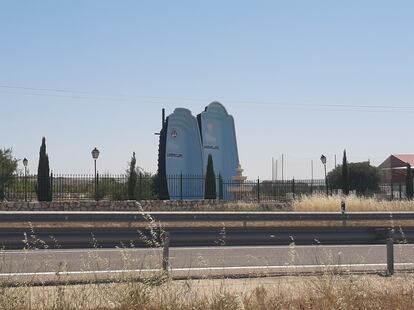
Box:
171;129;178;138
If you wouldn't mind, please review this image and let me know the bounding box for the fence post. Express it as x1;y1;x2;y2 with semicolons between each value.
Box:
24;172;28;202
292;178;295;199
50;172;54;201
386;228;394;276
162;231;170;272
390;181;394;200
96;172;100;201
218;174;223;201
0;175;4;201
257;178;260;202
399;183;402;199
180;173;183;201
139;172;142;200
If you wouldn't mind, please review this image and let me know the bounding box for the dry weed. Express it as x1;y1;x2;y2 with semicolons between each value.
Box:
293;194;414;212
2;274;414;309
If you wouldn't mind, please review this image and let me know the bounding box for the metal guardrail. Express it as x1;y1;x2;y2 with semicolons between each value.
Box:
161;229;400;276
0;211;412;276
2;211;414;223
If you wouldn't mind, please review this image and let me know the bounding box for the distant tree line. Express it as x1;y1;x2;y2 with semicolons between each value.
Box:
0;148;18;201
0;138;158;201
328;151;380;195
328;150;414;199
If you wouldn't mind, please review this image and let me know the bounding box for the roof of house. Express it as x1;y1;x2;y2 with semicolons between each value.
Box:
378;154;414;169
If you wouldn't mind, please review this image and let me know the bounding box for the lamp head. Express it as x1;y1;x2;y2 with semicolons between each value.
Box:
320;154;327;165
91;147;100;160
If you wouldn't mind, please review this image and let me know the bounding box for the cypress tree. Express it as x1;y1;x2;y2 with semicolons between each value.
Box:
127;152;137;200
156;117;169;200
406;163;413;200
342;150;350;195
37;137;52;201
204;154;216;199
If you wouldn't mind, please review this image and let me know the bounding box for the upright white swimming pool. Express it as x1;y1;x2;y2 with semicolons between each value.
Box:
158;102;240;200
198;102;240;193
164;108;204;199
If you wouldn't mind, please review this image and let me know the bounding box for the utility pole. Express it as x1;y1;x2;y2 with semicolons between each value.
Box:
311;159;314;192
154;108;165;136
275;159;278;181
311;160;314;181
282;154;284;182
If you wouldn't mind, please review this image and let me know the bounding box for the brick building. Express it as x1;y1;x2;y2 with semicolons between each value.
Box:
378;154;414;184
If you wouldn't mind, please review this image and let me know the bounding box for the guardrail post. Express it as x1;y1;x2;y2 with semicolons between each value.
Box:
341;200;346;214
341;200;347;225
386;228;394;276
257;178;260;202
162;231;170;272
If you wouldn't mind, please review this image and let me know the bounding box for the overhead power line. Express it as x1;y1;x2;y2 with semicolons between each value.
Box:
1;84;413;113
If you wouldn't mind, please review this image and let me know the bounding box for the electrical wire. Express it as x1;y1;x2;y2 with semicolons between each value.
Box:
1;84;413;113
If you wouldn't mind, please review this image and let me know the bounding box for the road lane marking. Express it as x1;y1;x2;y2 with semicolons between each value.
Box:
1;263;414;277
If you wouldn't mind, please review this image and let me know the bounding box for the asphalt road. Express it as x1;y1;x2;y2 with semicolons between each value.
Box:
1;244;414;275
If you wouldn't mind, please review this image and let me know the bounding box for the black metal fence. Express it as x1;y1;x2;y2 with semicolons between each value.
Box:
156;175;328;201
1;173;155;202
0;172;407;202
379;183;408;200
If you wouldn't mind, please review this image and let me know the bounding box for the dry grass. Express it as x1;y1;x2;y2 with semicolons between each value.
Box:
293;194;414;212
145;196;414;213
3;199;414;309
142;201;289;212
2;273;414;309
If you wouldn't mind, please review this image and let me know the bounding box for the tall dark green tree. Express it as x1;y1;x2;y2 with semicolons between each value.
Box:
327;161;380;195
406;163;413;200
127;152;137;200
0;148;18;201
204;154;216;199
156;117;169;200
342;150;350;195
37;137;52;201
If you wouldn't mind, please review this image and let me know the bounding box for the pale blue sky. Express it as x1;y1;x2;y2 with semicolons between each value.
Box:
0;1;413;179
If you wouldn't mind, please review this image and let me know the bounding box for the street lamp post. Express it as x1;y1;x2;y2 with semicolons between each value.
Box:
320;154;328;196
23;158;28;202
91;147;100;201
